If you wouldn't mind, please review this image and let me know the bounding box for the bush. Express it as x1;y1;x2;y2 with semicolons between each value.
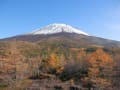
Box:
54;85;63;90
0;83;8;88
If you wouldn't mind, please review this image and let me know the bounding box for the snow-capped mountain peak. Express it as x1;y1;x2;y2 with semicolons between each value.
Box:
29;23;89;35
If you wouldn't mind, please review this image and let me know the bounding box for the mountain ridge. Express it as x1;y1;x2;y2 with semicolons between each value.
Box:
1;23;120;48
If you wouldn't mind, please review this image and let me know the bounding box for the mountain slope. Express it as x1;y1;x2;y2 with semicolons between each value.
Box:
1;23;120;48
2;32;120;48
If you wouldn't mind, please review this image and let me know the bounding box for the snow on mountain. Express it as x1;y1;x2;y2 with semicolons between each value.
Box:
29;23;89;36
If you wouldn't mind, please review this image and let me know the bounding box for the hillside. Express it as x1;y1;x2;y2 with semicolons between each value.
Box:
2;32;120;48
0;40;120;90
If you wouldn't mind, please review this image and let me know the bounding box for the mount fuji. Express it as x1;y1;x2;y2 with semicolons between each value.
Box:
29;23;89;36
1;23;120;48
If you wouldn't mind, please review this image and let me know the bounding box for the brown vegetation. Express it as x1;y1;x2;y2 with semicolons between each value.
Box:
0;41;120;90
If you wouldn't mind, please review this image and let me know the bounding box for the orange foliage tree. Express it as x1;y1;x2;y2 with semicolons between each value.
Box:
48;53;65;74
86;48;115;89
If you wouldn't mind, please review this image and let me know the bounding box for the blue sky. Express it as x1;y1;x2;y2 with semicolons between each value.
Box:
0;0;120;41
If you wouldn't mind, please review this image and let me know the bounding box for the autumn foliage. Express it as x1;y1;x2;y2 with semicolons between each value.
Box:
85;48;115;89
0;41;120;90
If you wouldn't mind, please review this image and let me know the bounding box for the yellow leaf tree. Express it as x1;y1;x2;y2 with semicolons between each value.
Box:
48;53;64;74
86;48;115;89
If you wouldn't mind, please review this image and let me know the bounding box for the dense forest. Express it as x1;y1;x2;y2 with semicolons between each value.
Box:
0;41;120;90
